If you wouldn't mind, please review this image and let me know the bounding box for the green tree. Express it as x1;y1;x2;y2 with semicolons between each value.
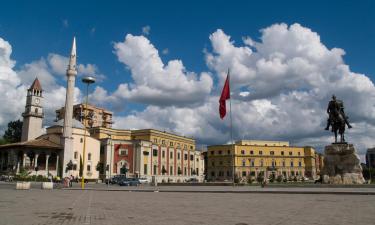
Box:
96;162;104;174
3;120;23;143
0;138;8;145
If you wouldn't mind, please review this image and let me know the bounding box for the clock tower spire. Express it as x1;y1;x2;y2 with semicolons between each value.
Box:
21;78;44;141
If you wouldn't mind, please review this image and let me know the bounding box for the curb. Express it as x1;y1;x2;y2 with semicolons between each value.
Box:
62;188;375;195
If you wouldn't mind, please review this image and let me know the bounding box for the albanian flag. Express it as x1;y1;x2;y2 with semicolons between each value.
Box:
219;73;230;119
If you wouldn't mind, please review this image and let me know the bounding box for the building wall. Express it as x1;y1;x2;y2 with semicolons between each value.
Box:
207;141;317;181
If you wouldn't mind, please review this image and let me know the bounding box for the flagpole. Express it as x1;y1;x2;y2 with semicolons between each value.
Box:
228;69;235;186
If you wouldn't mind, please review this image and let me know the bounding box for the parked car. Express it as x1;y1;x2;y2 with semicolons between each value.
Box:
186;178;199;183
137;177;149;184
118;178;141;186
106;175;127;185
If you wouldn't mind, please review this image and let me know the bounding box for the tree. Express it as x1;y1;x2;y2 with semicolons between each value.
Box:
65;160;73;173
120;165;128;177
3;120;23;143
161;166;167;175
96;162;104;174
79;156;83;177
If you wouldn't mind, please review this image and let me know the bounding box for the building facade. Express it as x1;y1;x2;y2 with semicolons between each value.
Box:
207;140;318;182
56;104;113;129
90;127;205;182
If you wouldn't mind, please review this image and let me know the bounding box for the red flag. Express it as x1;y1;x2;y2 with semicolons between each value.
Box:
219;73;230;119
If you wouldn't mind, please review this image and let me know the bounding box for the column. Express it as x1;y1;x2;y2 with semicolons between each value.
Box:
56;155;59;176
35;154;39;169
22;153;26;168
45;154;50;173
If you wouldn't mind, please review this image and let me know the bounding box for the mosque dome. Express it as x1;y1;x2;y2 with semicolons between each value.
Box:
52;119;85;129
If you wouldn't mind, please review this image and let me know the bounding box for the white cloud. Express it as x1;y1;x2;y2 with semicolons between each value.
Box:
48;53;106;81
110;34;213;106
142;25;151;35
162;48;169;55
111;23;375;159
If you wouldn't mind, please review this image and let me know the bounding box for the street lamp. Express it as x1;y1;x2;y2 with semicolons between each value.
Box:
81;76;95;189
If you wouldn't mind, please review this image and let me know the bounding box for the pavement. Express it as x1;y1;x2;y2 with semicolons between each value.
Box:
0;187;375;225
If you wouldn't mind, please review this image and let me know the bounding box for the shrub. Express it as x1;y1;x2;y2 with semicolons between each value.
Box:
293;176;298;182
276;175;283;183
247;176;253;184
257;175;264;183
269;174;275;183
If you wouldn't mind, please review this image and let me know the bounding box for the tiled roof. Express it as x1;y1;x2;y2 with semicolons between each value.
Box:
29;78;42;91
0;138;62;150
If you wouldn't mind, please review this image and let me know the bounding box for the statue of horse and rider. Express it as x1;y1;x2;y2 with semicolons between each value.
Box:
325;95;352;143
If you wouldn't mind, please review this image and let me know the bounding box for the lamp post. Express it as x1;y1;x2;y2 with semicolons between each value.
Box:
81;76;95;189
107;134;113;188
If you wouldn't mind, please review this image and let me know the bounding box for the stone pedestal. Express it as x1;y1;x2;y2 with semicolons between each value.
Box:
322;143;365;184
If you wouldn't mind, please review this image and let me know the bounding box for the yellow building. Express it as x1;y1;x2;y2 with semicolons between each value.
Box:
90;127;205;183
207;140;318;182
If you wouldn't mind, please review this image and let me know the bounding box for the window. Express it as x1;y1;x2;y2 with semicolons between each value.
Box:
80;138;83;143
184;167;187;175
87;165;91;172
219;161;223;165
153;149;158;156
170;152;173;159
281;151;284;156
170;166;173;175
242;171;246;177
250;160;255;167
190;155;194;161
119;149;128;156
211;171;215;177
35;108;38;113
211;162;215;166
73;164;77;170
271;161;275;167
170;142;174;147
298;161;302;167
250;171;255;176
289;151;293;156
196;168;199;176
260;160;264;167
291;161;294;167
74;151;78;159
178;152;181;160
227;171;230;176
184;154;188;160
227;150;230;154
162;151;165;158
153;165;157;175
210;151;214;155
218;150;222;155
270;151;274;155
144;164;148;174
282;161;286;167
154;138;158;143
162;140;165;145
250;150;254;155
241;150;245;155
190;146;193;150
242;159;246;166
298;152;301;156
259;151;263;155
88;153;91;161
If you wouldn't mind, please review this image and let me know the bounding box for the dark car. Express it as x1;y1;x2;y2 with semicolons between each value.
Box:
118;178;141;186
106;175;127;185
186;178;199;183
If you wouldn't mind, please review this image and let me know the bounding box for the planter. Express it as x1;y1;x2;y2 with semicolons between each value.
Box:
16;182;30;190
41;182;53;190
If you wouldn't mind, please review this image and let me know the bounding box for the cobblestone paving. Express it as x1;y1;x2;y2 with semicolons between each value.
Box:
0;188;374;225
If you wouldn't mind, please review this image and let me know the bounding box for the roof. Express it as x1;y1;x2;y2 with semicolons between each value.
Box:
0;138;62;150
29;78;42;91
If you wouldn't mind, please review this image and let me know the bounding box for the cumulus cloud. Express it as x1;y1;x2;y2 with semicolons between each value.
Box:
142;25;151;35
48;53;106;81
111;23;375;158
109;34;213;106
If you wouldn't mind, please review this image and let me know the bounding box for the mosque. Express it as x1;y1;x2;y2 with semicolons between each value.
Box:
0;38;204;182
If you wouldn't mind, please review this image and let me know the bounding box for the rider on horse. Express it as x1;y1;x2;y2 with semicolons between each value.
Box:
325;95;352;131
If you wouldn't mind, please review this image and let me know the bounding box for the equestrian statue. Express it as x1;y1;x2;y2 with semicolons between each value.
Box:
325;95;352;143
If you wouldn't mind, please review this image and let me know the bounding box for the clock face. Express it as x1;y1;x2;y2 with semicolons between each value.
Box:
35;98;40;105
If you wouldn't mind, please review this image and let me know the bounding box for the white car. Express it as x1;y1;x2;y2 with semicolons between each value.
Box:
138;177;149;184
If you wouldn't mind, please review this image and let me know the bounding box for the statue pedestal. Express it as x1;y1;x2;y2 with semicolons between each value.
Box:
322;143;365;184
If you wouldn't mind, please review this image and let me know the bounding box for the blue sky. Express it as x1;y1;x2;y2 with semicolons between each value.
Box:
1;0;375;156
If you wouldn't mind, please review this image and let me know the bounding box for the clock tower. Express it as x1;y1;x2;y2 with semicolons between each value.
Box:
21;78;44;141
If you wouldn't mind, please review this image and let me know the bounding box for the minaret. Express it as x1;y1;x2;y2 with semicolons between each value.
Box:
62;37;77;177
21;78;44;141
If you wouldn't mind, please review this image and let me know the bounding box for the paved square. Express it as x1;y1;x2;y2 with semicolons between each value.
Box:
0;187;374;225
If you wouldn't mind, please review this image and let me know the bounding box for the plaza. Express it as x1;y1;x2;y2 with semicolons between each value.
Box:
0;183;374;225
